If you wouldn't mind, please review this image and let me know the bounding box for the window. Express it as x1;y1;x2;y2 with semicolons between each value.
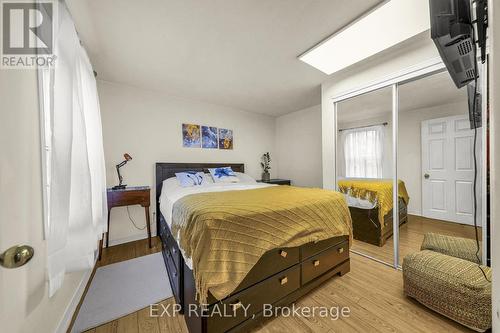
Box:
341;125;384;178
41;4;108;297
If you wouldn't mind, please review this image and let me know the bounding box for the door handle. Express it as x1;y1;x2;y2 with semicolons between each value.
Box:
424;173;430;179
0;245;34;268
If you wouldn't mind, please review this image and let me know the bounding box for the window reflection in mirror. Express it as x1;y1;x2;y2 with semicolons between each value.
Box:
336;86;395;265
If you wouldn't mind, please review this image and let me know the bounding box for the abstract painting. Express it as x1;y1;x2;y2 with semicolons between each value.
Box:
202;126;218;148
218;128;233;150
182;123;201;148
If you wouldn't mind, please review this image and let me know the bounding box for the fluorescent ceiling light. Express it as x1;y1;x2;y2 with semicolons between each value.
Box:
299;0;430;75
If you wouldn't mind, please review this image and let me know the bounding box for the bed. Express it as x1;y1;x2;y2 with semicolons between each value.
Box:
338;179;409;247
155;163;352;333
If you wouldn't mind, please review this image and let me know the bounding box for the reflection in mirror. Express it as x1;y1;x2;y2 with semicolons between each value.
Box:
397;71;483;266
336;86;397;265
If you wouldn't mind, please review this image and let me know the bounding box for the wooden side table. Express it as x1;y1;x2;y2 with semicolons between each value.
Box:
257;179;291;185
100;186;152;259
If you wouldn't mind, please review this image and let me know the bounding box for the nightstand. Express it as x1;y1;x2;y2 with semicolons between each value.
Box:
100;186;152;259
258;179;291;185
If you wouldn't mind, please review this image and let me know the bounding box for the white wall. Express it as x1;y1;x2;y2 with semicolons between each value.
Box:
321;31;440;189
275;105;322;188
98;81;276;245
0;71;90;333
489;0;499;329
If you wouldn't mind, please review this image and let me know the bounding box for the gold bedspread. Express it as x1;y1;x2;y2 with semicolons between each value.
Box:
337;179;409;227
171;186;352;303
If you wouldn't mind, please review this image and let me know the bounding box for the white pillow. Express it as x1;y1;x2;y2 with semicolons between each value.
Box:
162;176;182;192
235;172;257;183
202;173;214;184
208;167;240;183
175;171;206;187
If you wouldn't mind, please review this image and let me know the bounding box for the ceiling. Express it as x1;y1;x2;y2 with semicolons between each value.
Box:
66;0;382;116
337;71;467;123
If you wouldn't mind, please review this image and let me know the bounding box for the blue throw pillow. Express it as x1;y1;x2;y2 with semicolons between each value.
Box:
208;167;239;183
175;171;206;187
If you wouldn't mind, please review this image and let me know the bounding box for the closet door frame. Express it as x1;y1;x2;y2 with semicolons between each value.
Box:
332;56;488;268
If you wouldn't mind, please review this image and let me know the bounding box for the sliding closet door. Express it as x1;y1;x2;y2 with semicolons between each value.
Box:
397;71;483;266
336;86;396;265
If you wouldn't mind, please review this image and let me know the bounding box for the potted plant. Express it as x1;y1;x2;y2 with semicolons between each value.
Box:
261;152;271;182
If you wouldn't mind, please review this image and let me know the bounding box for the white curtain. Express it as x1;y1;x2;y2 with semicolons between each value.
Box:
341;125;384;178
43;4;107;296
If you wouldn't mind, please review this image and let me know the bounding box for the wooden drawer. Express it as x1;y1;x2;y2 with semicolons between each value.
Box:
108;190;149;207
302;240;348;284
233;246;299;293
382;198;407;225
399;198;408;216
162;243;181;304
158;220;168;242
301;236;346;260
158;222;169;248
207;265;300;332
159;224;181;272
166;232;181;271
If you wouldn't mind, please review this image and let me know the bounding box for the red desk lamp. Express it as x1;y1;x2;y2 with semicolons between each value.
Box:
112;153;132;190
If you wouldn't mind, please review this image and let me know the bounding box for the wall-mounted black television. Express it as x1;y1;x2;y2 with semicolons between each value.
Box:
429;0;484;129
429;0;475;88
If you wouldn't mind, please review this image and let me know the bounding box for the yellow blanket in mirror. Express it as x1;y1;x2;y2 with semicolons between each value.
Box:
337;179;409;227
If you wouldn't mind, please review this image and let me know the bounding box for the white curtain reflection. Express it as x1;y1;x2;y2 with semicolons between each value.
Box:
341;125;384;178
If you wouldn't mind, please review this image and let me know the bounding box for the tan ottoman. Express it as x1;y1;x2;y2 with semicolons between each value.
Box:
403;250;491;332
421;232;481;264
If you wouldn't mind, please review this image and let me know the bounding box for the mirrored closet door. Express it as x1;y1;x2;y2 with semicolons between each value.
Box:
335;69;486;269
397;71;483;266
336;86;396;265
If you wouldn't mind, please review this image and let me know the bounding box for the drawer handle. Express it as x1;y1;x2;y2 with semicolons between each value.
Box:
280;250;288;258
338;247;344;254
313;260;320;267
230;300;243;311
279;276;288;285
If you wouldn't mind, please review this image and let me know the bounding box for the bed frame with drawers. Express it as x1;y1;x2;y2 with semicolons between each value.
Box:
350;198;408;247
155;163;350;333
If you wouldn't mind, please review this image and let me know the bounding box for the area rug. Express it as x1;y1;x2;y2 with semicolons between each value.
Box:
71;252;172;332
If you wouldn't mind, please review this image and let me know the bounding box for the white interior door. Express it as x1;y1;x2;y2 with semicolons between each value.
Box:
421;115;482;225
0;70;44;332
1;68;86;333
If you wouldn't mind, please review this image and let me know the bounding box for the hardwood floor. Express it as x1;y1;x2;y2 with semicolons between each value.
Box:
67;237;164;332
79;229;474;333
97;236;163;268
351;214;481;265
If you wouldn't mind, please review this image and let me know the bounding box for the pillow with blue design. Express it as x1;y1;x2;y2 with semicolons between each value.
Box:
208;167;240;183
175;171;207;187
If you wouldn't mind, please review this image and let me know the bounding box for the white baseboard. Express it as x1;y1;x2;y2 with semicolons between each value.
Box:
413;213;480;227
56;266;94;333
407;210;422;217
107;230;158;247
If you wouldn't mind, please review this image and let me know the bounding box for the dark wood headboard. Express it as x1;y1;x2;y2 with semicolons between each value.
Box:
155;163;245;229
